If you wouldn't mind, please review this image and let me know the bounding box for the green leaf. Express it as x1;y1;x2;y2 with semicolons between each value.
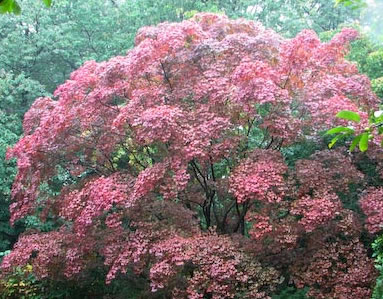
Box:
336;110;361;123
11;0;20;14
334;0;367;9
350;134;362;152
325;126;355;135
0;0;16;14
328;134;343;149
359;132;369;152
42;0;52;7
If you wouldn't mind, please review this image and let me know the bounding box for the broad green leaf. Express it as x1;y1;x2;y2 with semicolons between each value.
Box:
350;134;362;152
42;0;52;7
325;126;354;135
0;0;16;14
359;132;369;152
336;110;361;123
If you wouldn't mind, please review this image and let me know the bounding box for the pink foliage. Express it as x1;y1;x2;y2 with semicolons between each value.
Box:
360;188;383;233
149;233;280;298
291;239;376;299
59;173;133;236
230;150;287;203
1;230;93;279
291;190;341;232
2;12;380;298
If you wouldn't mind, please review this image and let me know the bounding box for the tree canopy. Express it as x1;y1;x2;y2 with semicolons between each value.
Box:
1;13;381;298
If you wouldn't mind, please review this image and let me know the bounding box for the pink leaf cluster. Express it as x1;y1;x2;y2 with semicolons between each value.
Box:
291;239;376;299
149;233;280;299
360;188;383;233
230;150;287;204
291;190;341;232
59;173;133;236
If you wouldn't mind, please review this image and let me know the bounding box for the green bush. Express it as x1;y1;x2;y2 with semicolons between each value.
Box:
372;235;383;299
366;50;383;80
0;265;43;299
272;286;309;299
372;77;383;98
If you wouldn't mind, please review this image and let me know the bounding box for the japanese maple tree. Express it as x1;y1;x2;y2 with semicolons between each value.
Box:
2;13;381;298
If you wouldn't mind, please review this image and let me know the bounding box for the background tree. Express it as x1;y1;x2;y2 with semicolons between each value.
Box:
0;70;47;253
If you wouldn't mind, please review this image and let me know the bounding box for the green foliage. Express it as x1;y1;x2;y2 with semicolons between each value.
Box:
0;112;20;253
0;0;51;14
325;110;380;152
326;126;356;135
325;110;372;152
348;36;376;71
359;132;370;152
0;71;47;190
272;286;309;299
41;0;51;7
350;134;363;151
365;50;383;80
0;266;150;299
0;71;47;118
373;235;383;299
372;77;383;98
335;0;367;10
1;0;361;37
242;0;360;37
336;110;361;123
0;265;43;299
282;140;319;166
0;0;133;92
0;71;47;253
0;0;21;14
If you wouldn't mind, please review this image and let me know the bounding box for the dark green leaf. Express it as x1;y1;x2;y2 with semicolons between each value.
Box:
350;134;362;152
359;132;369;152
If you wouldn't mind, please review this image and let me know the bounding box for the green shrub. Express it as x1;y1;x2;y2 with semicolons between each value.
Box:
372;77;383;98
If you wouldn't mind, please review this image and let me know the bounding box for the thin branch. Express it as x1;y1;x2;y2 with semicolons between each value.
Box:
160;61;173;91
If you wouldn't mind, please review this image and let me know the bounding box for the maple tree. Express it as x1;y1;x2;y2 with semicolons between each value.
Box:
2;13;382;297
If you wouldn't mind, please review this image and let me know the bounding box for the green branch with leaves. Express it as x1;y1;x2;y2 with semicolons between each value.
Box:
0;0;51;14
326;109;383;152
